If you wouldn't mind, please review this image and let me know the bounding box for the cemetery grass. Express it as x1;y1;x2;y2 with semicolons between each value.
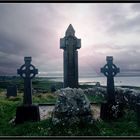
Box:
0;91;140;136
0;77;140;136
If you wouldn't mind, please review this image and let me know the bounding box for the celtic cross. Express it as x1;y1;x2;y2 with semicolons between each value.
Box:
101;56;120;103
17;57;38;105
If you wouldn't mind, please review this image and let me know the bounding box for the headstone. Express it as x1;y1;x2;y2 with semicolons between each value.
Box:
100;56;123;120
60;24;81;88
15;57;40;124
50;85;56;93
95;82;100;87
6;85;17;97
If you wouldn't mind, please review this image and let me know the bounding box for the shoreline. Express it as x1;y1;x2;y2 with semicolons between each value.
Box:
46;77;140;88
79;82;140;88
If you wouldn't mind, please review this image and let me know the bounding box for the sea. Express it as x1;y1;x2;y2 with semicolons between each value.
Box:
47;76;140;87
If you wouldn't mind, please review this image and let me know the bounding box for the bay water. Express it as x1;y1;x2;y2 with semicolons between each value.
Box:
48;76;140;87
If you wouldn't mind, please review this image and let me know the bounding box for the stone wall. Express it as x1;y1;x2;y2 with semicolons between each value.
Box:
82;86;140;110
115;87;140;109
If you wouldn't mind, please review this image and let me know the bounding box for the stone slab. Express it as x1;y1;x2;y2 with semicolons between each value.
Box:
15;105;40;124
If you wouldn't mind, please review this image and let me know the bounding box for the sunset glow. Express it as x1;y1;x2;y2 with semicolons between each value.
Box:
0;3;140;76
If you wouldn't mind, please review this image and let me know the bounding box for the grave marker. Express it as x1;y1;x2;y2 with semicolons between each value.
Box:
17;57;38;104
51;84;56;93
15;57;40;124
6;85;17;97
100;56;123;120
101;56;120;103
60;24;81;88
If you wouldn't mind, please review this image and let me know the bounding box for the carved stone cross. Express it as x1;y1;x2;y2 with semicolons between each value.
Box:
101;56;120;103
17;57;38;105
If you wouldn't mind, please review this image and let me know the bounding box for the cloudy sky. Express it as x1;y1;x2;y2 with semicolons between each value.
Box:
0;3;140;77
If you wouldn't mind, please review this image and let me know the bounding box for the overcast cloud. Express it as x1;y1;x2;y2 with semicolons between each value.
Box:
0;3;140;76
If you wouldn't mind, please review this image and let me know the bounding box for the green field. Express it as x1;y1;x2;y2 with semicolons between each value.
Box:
0;78;140;136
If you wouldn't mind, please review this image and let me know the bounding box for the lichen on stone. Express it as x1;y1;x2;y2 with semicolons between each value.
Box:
51;87;94;126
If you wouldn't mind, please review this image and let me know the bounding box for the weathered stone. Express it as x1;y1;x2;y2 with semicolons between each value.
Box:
101;56;120;103
52;87;94;125
15;57;40;124
17;57;38;105
50;85;56;93
60;24;81;88
95;82;100;87
115;87;140;110
83;87;106;97
6;85;17;97
100;102;123;120
100;56;122;120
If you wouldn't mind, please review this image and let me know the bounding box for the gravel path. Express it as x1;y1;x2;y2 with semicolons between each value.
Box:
39;106;54;120
39;104;100;120
91;105;101;120
9;104;101;124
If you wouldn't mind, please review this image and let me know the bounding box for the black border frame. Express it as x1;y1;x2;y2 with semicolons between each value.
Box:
0;1;140;139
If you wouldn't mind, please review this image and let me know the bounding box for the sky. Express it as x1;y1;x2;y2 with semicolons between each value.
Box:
0;3;140;77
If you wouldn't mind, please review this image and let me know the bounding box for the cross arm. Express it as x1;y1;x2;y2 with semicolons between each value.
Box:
30;69;38;75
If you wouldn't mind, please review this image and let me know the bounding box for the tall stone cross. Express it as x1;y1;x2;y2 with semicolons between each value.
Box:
60;24;81;88
17;57;38;105
101;56;120;103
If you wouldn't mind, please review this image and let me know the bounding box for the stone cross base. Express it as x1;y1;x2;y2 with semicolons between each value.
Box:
136;103;140;127
15;105;40;124
100;102;124;120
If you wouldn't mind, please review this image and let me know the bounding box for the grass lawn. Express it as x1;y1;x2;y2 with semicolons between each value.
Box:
0;78;140;136
0;90;139;136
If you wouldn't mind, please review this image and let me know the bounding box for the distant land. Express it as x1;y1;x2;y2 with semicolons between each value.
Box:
1;73;140;80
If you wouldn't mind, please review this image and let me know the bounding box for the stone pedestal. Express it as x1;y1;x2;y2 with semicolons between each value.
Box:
15;105;40;124
136;103;140;127
100;102;123;120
